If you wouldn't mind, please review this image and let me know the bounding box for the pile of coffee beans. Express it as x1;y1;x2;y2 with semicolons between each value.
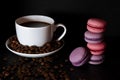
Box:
8;36;63;54
0;54;75;80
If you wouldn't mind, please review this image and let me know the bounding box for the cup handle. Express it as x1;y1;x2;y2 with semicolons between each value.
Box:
55;24;67;41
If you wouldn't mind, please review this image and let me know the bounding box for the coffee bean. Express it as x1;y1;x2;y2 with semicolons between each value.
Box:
0;73;3;78
10;76;14;80
8;36;63;54
0;56;74;80
2;71;9;77
2;67;6;70
40;62;44;66
1;36;75;79
70;67;74;72
54;65;58;69
3;57;8;61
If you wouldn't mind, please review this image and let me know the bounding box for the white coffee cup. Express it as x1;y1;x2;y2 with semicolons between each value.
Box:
15;15;67;47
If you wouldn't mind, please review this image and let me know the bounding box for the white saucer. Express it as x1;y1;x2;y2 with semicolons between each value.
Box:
5;36;64;58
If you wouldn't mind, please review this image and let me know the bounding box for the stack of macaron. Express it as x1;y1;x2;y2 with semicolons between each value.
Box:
69;18;107;67
84;18;107;65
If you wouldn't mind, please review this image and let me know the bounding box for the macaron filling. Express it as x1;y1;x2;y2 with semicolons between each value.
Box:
90;59;103;62
85;37;103;41
89;59;104;65
87;24;104;29
90;49;105;52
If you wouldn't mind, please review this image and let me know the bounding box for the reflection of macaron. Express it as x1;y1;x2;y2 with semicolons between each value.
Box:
89;55;104;65
84;31;103;43
69;47;90;67
87;42;106;55
87;18;106;33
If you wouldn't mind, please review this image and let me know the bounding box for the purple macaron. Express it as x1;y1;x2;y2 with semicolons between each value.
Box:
69;47;90;67
88;55;104;65
84;31;103;43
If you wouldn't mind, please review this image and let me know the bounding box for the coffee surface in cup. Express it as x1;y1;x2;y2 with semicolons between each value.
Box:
20;21;50;27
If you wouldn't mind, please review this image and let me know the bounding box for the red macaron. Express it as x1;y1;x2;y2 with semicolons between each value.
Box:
87;18;107;33
87;42;106;55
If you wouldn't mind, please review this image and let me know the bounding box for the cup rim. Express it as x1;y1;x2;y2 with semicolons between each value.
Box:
15;15;54;28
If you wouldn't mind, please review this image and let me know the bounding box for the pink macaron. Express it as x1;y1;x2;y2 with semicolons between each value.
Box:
84;31;103;43
87;18;106;33
69;47;90;67
87;42;106;55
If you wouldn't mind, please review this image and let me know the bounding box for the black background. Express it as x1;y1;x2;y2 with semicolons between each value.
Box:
1;0;120;80
1;0;120;37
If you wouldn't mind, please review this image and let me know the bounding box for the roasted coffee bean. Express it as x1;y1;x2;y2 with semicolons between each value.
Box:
2;67;6;70
1;44;75;80
3;57;8;61
2;71;9;77
10;76;14;80
8;36;63;54
70;67;74;72
0;73;3;78
54;65;59;69
60;64;64;67
65;59;69;63
0;58;73;80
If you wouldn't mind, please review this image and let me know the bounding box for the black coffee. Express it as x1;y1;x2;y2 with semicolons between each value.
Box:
20;21;50;27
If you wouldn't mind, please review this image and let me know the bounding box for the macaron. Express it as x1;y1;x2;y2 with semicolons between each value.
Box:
84;31;103;43
69;47;90;67
87;42;106;55
87;18;106;33
89;55;104;65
